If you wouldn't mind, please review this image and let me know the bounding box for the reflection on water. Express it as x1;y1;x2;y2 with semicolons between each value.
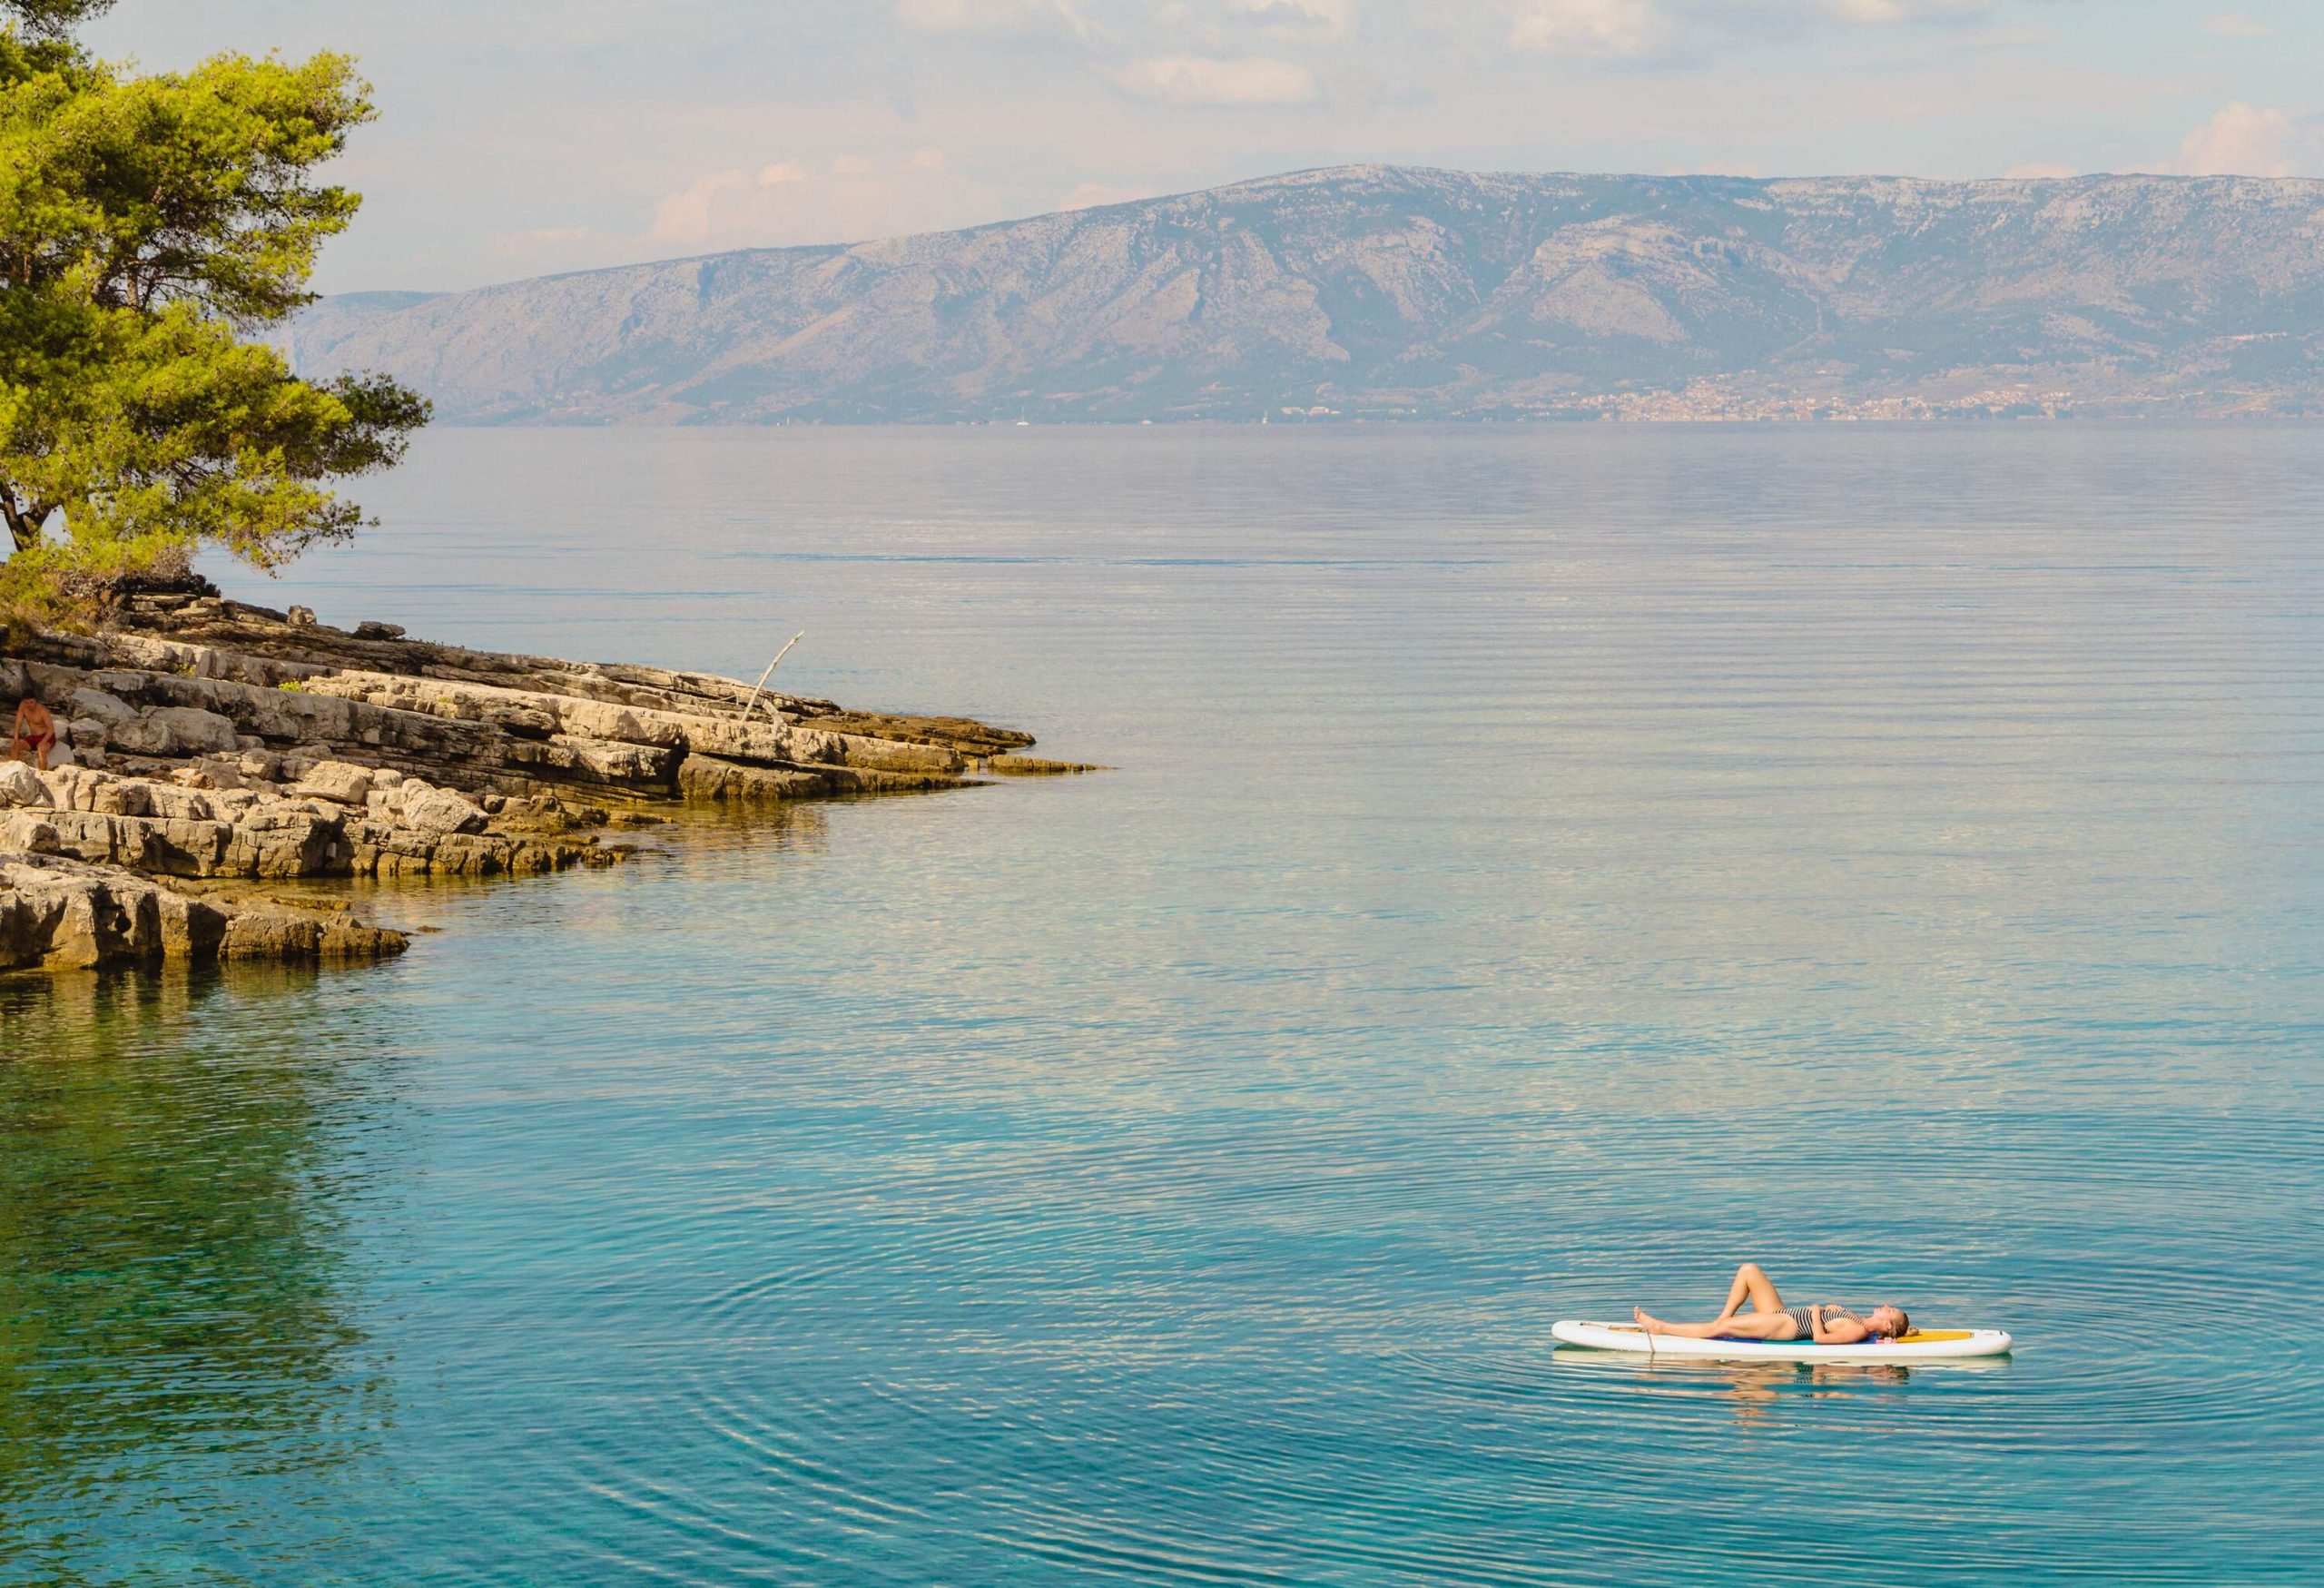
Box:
1550;1348;2006;1427
0;970;399;1582
6;426;2324;1583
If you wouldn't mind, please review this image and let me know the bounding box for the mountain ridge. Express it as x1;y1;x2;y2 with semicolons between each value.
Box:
283;163;2324;423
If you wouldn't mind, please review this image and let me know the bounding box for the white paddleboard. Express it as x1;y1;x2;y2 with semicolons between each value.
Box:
1551;1318;2013;1364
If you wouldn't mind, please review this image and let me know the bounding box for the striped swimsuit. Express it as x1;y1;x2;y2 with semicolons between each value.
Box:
1780;1303;1864;1340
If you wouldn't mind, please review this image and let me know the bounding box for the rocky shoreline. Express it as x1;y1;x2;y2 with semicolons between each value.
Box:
3;591;1085;973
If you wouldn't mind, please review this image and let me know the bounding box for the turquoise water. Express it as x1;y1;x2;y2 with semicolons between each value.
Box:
5;426;2322;1584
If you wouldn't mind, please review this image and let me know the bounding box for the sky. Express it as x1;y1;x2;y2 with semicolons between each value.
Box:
84;0;2324;294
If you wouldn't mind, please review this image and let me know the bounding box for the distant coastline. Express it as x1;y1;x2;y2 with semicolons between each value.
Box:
282;165;2324;427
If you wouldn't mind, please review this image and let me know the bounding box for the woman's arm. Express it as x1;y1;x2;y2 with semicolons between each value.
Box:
1808;1307;1869;1344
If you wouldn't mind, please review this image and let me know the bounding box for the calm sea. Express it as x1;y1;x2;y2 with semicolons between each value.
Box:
4;426;2320;1585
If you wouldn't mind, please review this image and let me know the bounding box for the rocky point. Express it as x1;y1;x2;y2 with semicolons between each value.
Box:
3;588;1083;974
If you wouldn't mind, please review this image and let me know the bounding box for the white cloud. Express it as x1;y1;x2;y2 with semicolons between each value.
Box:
1061;179;1166;209
143;0;2310;294
2173;103;2301;177
1231;0;1354;36
1503;0;1991;60
485;225;595;261
1823;0;1978;21
895;0;1092;40
1507;0;1665;55
1108;54;1323;105
2197;12;2269;36
645;151;968;250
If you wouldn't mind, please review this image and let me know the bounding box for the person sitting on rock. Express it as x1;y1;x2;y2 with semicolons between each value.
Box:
9;696;58;772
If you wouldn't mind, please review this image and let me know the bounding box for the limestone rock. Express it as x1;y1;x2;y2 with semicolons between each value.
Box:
220;908;325;961
85;777;151;816
295;760;377;806
219;905;403;962
0;762;50;808
144;783;218;823
0;890;40;968
0;860;162;968
69;686;135;725
320;918;407;958
158;892;230;960
498;734;679;790
220;810;340;878
111;705;243;757
986;755;1106;775
3;592;1056;975
50;873;162;967
180;759;241;790
829;734;965;776
0;853;406;971
42;809;131;865
403;786;488;835
37;766;93;809
0;813;59;853
678;756;838;802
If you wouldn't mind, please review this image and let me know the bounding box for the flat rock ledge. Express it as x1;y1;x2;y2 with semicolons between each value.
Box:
2;591;1075;974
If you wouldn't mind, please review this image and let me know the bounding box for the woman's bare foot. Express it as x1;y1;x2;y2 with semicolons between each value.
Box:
1633;1306;1667;1335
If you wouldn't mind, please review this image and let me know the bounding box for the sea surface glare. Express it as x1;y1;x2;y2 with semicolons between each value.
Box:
4;425;2320;1585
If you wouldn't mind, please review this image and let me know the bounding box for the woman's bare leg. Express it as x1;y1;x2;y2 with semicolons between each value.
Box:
1635;1307;1791;1340
1716;1263;1784;1321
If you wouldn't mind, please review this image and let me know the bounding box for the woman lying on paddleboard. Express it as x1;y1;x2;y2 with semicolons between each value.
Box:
1632;1262;1909;1344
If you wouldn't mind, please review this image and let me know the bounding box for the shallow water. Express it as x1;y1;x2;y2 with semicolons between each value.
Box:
5;425;2321;1584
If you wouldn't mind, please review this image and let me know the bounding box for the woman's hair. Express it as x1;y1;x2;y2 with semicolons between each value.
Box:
1879;1307;1911;1338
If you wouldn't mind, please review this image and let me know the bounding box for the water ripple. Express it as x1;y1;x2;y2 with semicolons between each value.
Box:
8;425;2324;1583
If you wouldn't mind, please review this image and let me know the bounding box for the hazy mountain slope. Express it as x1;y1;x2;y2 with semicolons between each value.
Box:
285;165;2324;421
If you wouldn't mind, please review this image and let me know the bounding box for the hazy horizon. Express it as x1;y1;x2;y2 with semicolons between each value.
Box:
84;1;2324;296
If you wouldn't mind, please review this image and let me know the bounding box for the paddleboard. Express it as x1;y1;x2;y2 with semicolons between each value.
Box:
1551;1318;2012;1364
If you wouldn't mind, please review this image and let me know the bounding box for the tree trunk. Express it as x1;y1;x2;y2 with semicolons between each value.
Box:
2;486;44;555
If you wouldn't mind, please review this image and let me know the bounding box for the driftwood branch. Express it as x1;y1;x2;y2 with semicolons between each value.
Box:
740;632;804;725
